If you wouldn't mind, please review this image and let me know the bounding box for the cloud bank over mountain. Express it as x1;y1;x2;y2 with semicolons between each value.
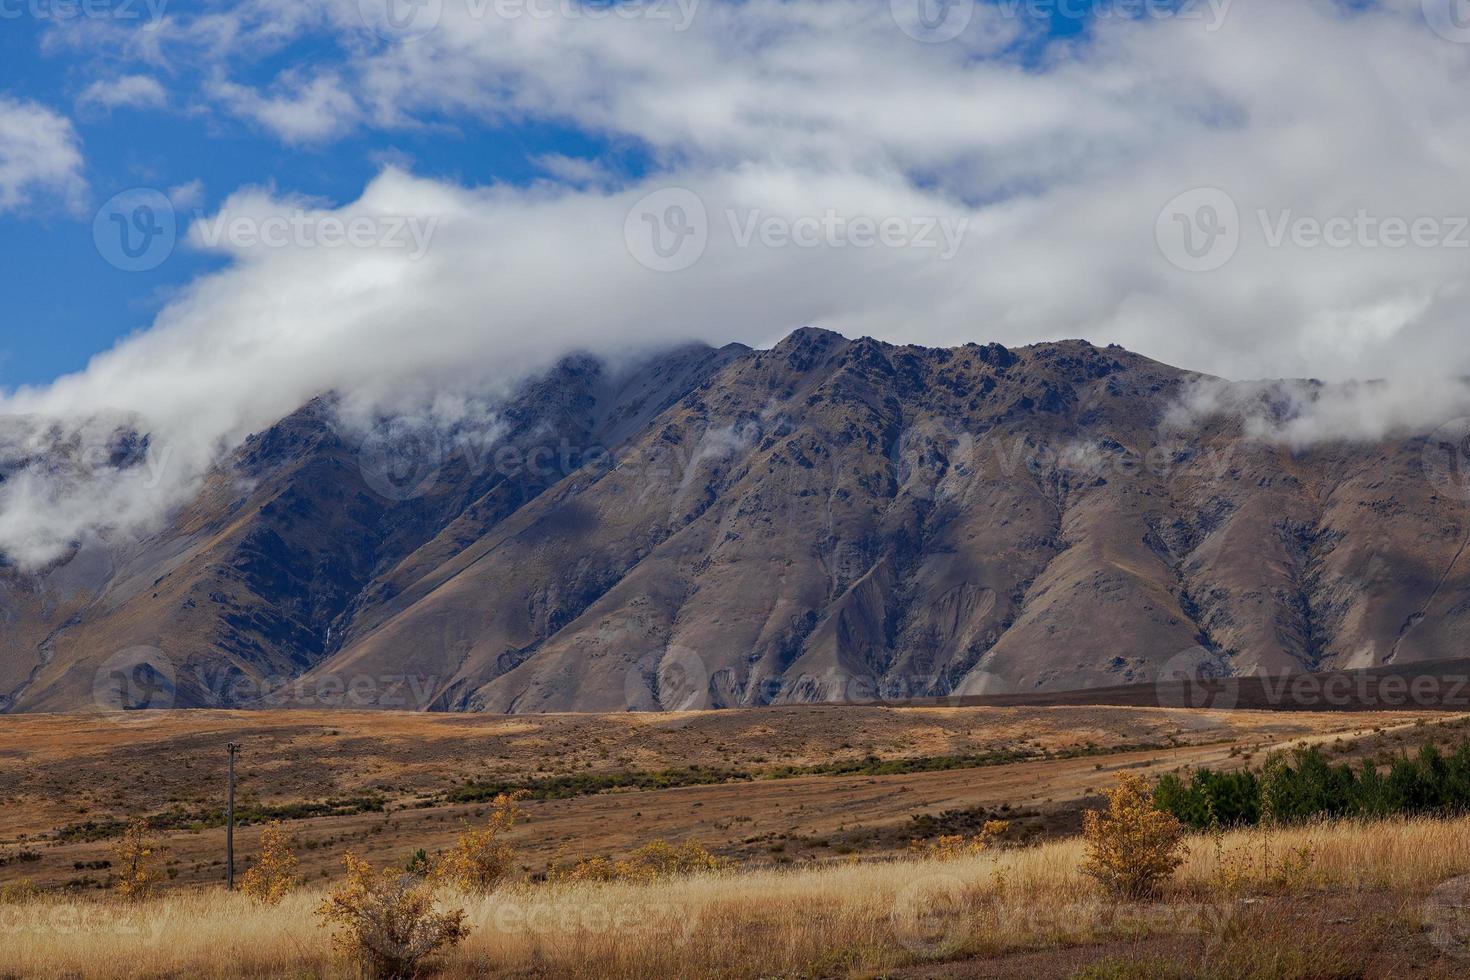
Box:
6;0;1470;566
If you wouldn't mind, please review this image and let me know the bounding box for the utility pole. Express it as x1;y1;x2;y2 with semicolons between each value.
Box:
226;742;239;890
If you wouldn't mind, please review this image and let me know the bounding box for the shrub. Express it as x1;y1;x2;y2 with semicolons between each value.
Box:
1261;747;1354;822
239;821;300;904
552;839;735;883
0;879;40;904
429;791;526;893
552;856;621;883
1156;738;1470;829
404;849;430;875
1154;769;1259;828
909;820;1010;860
623;839;735;878
109;819;166;901
1081;772;1186;900
0;848;42;868
317;852;468;980
1350;757;1395;817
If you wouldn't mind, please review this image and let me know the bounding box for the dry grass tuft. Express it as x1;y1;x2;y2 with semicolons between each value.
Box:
909;819;1011;860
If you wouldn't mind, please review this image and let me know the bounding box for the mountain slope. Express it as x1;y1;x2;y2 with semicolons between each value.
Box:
3;328;1468;713
0;343;743;712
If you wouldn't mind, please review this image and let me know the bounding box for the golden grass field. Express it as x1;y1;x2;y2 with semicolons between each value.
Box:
5;815;1470;978
6;704;1470;977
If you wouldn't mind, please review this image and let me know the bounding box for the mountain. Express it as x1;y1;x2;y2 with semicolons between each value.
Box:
3;328;1468;714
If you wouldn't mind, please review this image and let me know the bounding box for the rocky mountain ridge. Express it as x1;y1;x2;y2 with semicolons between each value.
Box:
3;328;1468;714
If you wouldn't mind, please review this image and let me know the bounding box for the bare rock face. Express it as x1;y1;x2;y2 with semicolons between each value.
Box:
3;328;1468;713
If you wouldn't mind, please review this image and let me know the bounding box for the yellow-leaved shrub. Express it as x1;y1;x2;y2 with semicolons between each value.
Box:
316;852;468;980
429;791;527;893
552;839;734;883
908;819;1010;860
1081;771;1186;900
239;821;300;904
109;819;165;902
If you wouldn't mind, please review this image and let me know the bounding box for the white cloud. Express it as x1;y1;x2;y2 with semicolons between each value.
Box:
0;96;86;214
210;71;360;143
9;0;1470;565
328;0;1470;384
534;153;614;188
1167;374;1470;449
168;179;205;210
118;0;1468;382
77;75;167;112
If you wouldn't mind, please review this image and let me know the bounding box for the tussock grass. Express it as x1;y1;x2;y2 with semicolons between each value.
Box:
6;815;1470;978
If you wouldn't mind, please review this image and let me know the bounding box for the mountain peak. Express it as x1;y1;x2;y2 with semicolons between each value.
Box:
772;325;849;351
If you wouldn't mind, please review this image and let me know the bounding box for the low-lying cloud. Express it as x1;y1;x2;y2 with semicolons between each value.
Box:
1167;374;1470;449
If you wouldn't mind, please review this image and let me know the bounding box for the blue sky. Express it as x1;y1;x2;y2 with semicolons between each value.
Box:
0;0;1115;388
0;6;660;386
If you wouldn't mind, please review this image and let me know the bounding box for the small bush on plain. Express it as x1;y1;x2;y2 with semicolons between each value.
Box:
317;852;468;980
552;839;735;883
109;819;165;902
429;790;526;893
908;819;1010;860
239;821;300;904
1081;772;1186;900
